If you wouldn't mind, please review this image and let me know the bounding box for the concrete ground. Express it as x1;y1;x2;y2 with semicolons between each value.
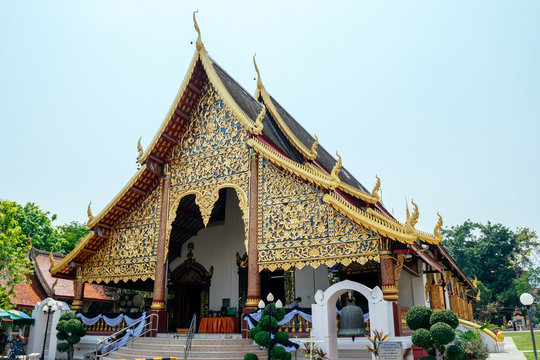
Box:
489;337;526;360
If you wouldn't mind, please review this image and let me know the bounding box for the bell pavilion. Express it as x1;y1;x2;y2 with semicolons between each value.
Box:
50;13;477;338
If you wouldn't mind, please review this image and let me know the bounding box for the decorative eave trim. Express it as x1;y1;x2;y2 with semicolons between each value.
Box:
50;231;95;276
322;192;417;244
87;164;147;228
255;86;317;160
248;137;378;203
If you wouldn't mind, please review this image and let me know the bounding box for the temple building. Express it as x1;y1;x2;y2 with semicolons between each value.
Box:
49;13;478;340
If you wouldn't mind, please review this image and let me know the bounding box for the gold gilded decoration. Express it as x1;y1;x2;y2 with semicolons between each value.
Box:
49;250;55;270
87;201;94;226
405;200;419;234
309;135;319;158
434;213;443;241
372;175;381;201
394;254;405;288
329;152;342;190
167;82;250;252
252;104;265;135
81;183;161;283
137;137;144;163
193;10;204;51
257;159;379;271
425;273;433;302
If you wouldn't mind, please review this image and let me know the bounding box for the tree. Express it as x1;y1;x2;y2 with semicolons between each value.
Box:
56;312;86;360
57;221;89;254
12;201;62;252
442;221;538;324
0;200;33;309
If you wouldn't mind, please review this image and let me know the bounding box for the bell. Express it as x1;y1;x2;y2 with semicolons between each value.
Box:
338;294;366;341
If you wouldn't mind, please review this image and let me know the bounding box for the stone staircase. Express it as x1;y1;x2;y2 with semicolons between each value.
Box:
105;334;267;360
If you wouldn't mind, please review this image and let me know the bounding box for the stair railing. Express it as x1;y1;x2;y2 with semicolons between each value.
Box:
94;313;158;360
184;314;197;360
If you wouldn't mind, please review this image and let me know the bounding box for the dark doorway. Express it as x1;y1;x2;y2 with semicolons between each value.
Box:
176;283;201;328
260;270;285;303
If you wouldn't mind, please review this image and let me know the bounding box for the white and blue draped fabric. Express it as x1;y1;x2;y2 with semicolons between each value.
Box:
77;312;147;328
243;308;369;329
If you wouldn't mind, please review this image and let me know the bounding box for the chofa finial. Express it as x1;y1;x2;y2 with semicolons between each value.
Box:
329;152;342;190
49;249;55;270
253;54;263;90
307;135;318;160
434;212;443;239
193;10;204;51
137;137;144;163
87;201;94;225
372;175;381;200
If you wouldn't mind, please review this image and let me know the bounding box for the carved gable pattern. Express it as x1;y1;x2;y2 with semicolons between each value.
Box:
81;183;161;283
168;82;250;249
258;159;379;271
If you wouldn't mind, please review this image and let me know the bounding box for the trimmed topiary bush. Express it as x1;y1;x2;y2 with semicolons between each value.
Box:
247;302;292;359
406;305;433;330
412;328;433;349
244;353;258;360
430;309;459;329
445;344;465;360
430;322;455;345
56;312;86;360
406;306;464;360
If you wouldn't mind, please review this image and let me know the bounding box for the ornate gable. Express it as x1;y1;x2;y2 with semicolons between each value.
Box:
81;183;161;283
167;82;250;251
258;158;379;271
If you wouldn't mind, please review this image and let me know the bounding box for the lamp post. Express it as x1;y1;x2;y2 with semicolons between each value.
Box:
520;292;537;360
40;300;58;360
258;293;283;360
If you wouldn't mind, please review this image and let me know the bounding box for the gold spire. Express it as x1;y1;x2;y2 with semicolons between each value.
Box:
253;54;263;91
434;212;443;240
137;137;144;163
329;152;342;190
87;201;94;226
371;175;381;200
49;249;55;270
193;10;204;51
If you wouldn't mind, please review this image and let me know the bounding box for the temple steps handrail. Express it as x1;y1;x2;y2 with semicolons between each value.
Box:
458;318;504;343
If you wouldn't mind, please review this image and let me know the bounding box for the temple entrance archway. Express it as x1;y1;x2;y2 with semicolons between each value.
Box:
311;280;393;360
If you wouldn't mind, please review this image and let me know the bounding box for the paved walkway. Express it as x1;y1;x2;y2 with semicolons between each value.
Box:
489;337;526;360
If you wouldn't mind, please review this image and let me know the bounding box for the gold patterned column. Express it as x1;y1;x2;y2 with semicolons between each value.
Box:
430;273;445;310
245;150;260;308
151;164;171;311
72;267;84;311
380;248;398;301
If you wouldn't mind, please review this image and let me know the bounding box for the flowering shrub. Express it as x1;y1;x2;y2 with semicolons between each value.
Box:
460;337;488;360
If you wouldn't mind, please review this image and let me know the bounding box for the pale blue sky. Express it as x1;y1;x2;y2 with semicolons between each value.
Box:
1;1;539;235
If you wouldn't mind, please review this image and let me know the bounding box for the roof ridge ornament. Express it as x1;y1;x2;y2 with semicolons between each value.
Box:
193;10;204;51
251;104;265;135
49;249;55;270
433;212;443;240
371;175;381;201
405;199;419;233
329;152;342;190
87;201;94;226
137;137;144;164
307;135;318;160
253;54;263;91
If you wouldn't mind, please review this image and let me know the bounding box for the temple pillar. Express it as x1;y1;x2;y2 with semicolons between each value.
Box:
242;150;261;337
380;249;398;301
149;164;171;333
450;294;460;315
72;267;84;311
430;280;445;310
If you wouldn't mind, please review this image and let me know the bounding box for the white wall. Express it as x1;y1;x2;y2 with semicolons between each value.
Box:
295;266;329;306
398;270;414;307
168;189;245;311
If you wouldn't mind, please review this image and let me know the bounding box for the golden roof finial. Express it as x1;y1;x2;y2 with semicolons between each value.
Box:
137;136;144;163
410;200;419;227
473;276;478;288
371;175;381;200
329;152;342;190
406;199;419;233
476;286;481;301
253;54;263;90
307;135;318;160
434;212;443;240
49;249;55;270
252;104;265;135
87;201;94;226
193;10;204;51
